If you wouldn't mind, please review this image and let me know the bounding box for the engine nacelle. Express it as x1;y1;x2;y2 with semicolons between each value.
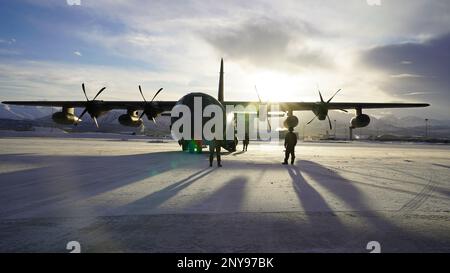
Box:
283;115;299;128
52;110;80;125
118;114;143;127
350;114;370;128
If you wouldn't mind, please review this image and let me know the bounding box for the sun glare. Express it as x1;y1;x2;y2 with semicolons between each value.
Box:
248;70;339;102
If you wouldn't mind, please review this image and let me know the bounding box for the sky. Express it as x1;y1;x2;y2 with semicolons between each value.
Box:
0;0;449;119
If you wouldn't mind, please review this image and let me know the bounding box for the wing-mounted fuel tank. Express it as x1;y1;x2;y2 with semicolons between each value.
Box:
118;109;143;127
52;107;80;125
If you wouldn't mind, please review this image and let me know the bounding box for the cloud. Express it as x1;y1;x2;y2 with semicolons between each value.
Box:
66;0;81;6
0;49;21;56
1;1;448;119
403;92;437;96
73;51;82;57
363;33;450;79
0;60;220;102
361;33;450;118
201;17;331;72
0;38;16;45
366;0;382;6
390;74;423;79
0;38;19;55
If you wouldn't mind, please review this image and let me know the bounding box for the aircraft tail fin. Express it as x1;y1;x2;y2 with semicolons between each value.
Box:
218;58;224;103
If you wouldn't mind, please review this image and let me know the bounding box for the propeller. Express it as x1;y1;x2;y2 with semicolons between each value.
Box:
139;85;163;123
326;88;341;103
76;83;106;128
327;114;332;130
307;87;342;130
254;85;272;131
306;115;316;125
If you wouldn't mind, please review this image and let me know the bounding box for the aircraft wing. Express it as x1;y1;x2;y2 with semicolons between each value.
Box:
320;102;430;110
2;101;178;111
224;101;430;111
4;100;429;112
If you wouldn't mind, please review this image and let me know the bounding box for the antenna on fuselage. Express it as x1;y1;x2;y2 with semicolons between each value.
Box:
218;58;224;103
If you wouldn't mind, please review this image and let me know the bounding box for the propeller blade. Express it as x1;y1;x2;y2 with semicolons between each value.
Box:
92;87;106;101
139;111;146;119
327;115;332;130
339;108;348;113
327;89;341;103
254;85;262;103
318;90;324;103
152;117;156;124
79;108;88;120
139;85;147;102
82;83;89;101
306;115;317;125
150;88;163;102
254;85;271;130
93;116;99;128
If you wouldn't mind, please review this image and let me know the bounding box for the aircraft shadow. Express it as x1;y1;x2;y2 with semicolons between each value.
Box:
285;165;353;248
292;160;446;251
185;176;248;213
232;151;246;156
432;163;450;169
0;151;208;218
111;167;216;215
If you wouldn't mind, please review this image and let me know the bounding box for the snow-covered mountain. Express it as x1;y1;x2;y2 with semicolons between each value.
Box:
0;104;54;120
378;115;450;128
0;104;171;135
0;104;449;139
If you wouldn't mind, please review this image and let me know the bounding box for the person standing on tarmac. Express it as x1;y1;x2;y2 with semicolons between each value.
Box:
283;127;297;165
243;132;249;151
209;138;222;167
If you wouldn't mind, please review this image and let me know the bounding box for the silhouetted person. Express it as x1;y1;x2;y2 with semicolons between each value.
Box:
283;127;297;165
209;138;222;167
243;132;249;151
178;137;187;151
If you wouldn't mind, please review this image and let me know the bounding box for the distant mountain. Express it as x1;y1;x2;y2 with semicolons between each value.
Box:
378;115;450;128
0;104;171;136
34;110;172;136
0;104;54;120
0;105;449;139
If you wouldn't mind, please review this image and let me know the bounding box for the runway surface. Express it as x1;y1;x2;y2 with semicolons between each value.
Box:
0;136;449;252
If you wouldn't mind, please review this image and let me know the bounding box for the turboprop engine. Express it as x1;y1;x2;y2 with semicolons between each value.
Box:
283;115;299;129
118;109;143;127
350;114;370;128
52;107;80;125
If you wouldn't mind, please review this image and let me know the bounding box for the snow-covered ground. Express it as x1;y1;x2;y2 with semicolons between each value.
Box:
0;136;449;252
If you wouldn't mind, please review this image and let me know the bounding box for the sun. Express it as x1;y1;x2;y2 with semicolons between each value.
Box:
247;70;324;102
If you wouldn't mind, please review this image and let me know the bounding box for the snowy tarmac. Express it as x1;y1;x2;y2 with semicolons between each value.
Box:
0;136;449;252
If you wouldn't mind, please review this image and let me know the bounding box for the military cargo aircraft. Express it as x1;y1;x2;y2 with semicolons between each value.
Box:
2;59;430;153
